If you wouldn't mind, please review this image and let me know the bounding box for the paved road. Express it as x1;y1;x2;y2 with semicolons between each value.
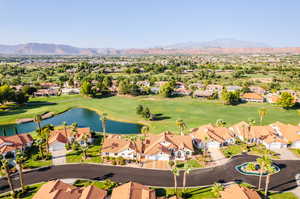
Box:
0;155;299;194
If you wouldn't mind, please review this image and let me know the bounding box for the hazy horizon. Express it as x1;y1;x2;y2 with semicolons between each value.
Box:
1;0;300;48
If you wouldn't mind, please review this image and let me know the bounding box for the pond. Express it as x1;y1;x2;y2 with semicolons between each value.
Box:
0;108;142;136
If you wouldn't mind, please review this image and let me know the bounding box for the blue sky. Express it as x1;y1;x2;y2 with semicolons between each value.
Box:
0;0;299;48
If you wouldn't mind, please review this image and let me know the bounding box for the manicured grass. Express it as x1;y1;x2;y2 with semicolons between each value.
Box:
66;136;102;163
0;183;45;199
176;159;203;169
221;144;247;158
23;158;52;169
0;95;299;133
155;187;217;199
268;192;298;199
290;149;300;158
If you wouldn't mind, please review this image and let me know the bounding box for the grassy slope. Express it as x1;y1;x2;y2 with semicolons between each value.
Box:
0;95;299;133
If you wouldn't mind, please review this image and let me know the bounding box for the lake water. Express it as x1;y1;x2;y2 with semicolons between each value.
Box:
0;108;142;136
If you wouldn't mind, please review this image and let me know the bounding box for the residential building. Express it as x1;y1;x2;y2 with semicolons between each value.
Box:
34;88;59;97
270;122;300;148
32;180;107;199
265;93;279;104
191;124;235;149
249;86;266;95
220;184;261;199
229;121;251;141
111;182;156;199
241;93;264;103
225;85;242;92
206;84;223;93
172;88;192;96
49;128;92;151
61;88;80;95
193;90;214;98
101;135;141;159
0;134;33;157
143;132;194;161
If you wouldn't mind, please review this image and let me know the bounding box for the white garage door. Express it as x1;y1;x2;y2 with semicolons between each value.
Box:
50;142;65;151
207;142;220;149
149;154;169;161
269;142;283;149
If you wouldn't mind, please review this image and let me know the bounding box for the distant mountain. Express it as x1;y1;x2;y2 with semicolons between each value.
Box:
0;41;299;55
162;39;271;49
0;43;98;55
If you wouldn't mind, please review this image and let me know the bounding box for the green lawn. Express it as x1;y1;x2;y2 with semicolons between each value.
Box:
268;192;298;199
221;144;247;158
176;159;204;169
66;136;102;163
155;187;217;199
0;95;299;133
0;183;45;199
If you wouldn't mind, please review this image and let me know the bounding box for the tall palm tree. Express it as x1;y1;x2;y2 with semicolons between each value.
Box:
172;167;180;193
258;108;267;125
141;126;150;136
16;150;25;192
81;145;89;160
176;119;186;135
211;183;224;197
71;122;78;143
101;113;108;136
62;121;69;144
183;163;192;191
126;135;139;163
257;155;271;190
264;163;276;199
1;158;15;196
41;126;51;153
34;114;42;133
36;138;44;159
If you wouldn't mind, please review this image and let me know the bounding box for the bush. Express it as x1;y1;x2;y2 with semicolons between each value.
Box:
65;143;71;150
117;157;125;165
112;159;117;165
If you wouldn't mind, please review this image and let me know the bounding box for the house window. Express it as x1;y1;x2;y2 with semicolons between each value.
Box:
186;151;190;155
105;152;109;156
114;153;118;156
133;155;137;158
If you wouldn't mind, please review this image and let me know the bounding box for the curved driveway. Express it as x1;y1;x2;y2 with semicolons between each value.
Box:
0;155;299;193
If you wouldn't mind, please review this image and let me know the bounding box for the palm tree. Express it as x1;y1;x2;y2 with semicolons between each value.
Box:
264;163;276;199
141;126;150;136
215;119;226;127
172;167;180;193
176;119;186;135
81;145;89;160
36;138;44;159
41;126;52;153
183;163;192;191
16;150;25;192
258;108;267;125
127;135;139;163
71;122;78;143
101;113;108;136
34;114;42;133
62;121;69;144
211;183;224;197
1;158;15;196
257;155;271;190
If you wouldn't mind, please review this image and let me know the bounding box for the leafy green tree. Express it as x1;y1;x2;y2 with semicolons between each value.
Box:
103;76;112;89
277;92;295;109
80;81;93;96
221;89;240;105
118;80;130;95
0;85;15;104
136;105;144;115
22;85;37;96
141;125;150;135
142;107;151;120
13;91;28;105
216;119;226;127
159;82;174;97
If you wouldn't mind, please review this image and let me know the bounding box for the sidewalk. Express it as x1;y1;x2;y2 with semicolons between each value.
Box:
208;148;229;166
272;148;300;160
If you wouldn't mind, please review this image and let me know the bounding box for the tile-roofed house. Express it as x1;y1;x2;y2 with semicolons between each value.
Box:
220;184;261;199
101;136;139;159
0;134;33;156
193;90;214;98
48;128;92;151
265;93;280;104
172;88;192;96
229;121;251;141
33;180;107;199
111;182;156;199
191;125;235;149
143;132;194;160
249;86;266;95
241;93;264;103
270;122;300;148
226;85;242;92
249;126;287;149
